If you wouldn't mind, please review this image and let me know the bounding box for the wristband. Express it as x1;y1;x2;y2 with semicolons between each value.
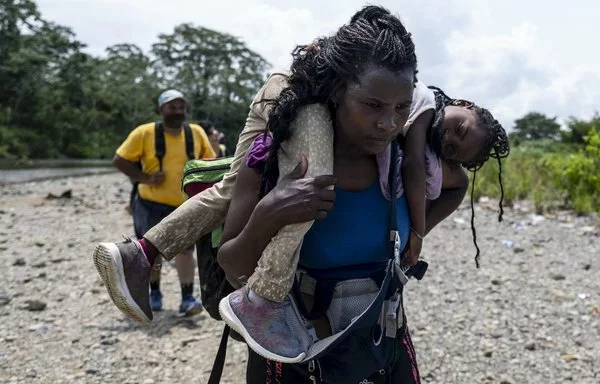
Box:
410;227;424;240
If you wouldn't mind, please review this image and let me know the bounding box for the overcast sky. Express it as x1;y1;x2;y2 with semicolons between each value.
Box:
37;0;599;129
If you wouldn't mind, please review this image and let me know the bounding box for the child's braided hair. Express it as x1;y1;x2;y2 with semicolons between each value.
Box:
428;86;510;267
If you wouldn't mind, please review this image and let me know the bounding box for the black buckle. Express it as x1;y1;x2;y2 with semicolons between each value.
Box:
405;259;428;280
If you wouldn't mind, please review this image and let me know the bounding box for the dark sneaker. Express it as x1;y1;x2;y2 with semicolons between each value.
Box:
178;296;203;317
219;287;311;364
150;290;163;312
93;238;152;324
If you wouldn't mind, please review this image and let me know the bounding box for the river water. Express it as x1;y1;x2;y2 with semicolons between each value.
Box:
0;159;116;185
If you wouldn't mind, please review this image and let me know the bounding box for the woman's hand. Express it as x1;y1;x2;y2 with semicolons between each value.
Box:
402;232;423;267
218;155;336;286
259;156;337;228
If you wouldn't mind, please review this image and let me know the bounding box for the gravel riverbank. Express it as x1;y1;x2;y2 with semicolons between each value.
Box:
1;172;598;383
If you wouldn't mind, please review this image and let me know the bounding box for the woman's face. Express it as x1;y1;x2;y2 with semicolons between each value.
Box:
334;65;415;155
441;106;487;164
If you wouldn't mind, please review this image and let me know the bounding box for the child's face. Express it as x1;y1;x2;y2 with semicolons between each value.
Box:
441;106;487;164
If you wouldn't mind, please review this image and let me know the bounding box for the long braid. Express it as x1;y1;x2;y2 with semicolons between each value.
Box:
471;170;481;267
428;86;510;267
496;150;505;222
259;6;418;194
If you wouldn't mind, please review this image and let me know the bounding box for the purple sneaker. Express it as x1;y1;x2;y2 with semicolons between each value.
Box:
219;287;311;363
93;238;152;324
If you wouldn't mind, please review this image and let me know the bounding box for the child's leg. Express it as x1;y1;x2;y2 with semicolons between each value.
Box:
247;103;334;302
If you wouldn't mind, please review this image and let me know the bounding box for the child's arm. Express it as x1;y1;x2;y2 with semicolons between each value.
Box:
401;109;434;266
425;161;468;235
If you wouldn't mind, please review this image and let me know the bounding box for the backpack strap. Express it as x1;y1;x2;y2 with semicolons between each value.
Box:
183;122;195;160
155;122;195;171
389;142;399;248
154;121;166;172
389;141;429;282
389;142;411;285
207;325;230;384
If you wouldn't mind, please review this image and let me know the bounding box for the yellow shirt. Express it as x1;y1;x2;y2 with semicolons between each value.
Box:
116;122;216;207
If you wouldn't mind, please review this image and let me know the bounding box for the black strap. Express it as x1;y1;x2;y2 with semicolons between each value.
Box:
389;142;399;254
154;121;166;172
183;122;195;160
389;141;429;280
207;325;230;384
154;121;196;171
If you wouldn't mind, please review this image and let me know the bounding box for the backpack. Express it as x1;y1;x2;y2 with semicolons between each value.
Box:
128;121;195;208
181;156;239;384
181;156;235;321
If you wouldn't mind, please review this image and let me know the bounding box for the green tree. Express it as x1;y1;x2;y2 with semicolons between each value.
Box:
509;112;561;145
0;3;271;159
0;0;42;103
94;44;159;139
546;125;600;213
0;0;38;157
0;0;92;157
151;24;270;148
561;113;600;146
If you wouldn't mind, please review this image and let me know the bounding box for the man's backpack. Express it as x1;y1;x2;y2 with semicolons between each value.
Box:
128;121;195;208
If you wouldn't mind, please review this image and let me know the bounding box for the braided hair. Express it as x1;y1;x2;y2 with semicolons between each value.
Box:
428;86;510;267
259;5;418;196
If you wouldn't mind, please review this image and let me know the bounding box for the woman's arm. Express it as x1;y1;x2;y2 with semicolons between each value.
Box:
425;162;469;235
217;155;336;287
217;157;280;287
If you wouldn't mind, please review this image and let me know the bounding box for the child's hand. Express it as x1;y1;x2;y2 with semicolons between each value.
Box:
403;232;423;267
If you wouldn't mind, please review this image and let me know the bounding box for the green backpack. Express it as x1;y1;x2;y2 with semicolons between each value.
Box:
182;156;234;199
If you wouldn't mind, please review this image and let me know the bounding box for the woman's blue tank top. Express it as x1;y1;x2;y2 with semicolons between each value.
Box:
299;182;410;278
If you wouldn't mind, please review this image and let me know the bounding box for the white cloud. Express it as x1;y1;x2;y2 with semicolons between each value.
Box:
513;68;600;124
438;24;548;123
436;21;600;128
38;0;330;70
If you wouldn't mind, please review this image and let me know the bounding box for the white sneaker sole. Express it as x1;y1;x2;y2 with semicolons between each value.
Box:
218;295;306;364
93;242;151;324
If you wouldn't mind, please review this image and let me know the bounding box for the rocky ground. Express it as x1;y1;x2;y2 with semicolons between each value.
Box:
0;172;598;384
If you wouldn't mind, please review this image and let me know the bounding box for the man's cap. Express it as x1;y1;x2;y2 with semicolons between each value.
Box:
158;89;186;107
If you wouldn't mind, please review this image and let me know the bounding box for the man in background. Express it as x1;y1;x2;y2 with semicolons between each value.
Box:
200;119;229;158
111;90;215;317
